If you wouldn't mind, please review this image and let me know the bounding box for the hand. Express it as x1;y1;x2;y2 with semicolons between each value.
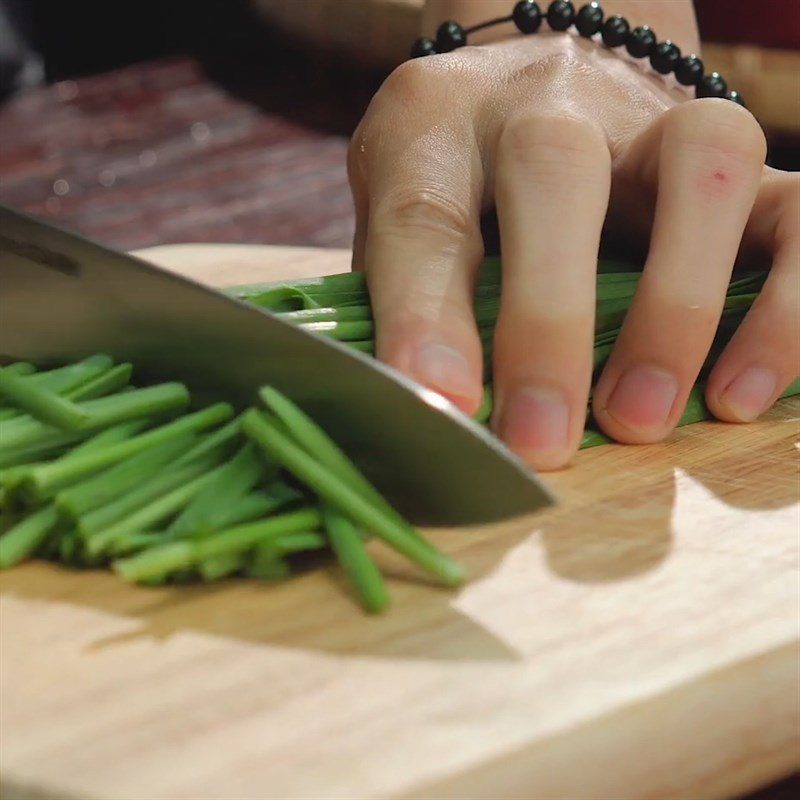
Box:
347;34;800;470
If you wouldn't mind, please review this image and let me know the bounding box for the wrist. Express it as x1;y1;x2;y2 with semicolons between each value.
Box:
424;0;700;53
413;2;741;107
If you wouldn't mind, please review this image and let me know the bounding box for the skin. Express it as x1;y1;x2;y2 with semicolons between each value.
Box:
348;0;800;470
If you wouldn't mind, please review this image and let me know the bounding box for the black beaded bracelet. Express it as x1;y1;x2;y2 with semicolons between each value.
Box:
410;0;745;107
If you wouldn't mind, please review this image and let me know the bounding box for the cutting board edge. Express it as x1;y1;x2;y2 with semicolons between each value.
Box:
395;638;800;800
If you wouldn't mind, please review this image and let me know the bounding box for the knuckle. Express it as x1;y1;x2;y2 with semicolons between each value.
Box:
377;187;476;242
668;99;767;168
379;58;446;107
499;112;609;172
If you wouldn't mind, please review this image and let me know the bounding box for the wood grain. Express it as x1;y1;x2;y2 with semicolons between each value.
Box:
1;245;798;800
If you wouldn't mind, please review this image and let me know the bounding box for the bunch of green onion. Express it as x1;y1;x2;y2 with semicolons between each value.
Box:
0;357;463;612
230;257;800;447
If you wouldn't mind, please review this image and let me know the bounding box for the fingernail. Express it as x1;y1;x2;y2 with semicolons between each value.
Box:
498;387;570;455
719;367;777;422
605;365;678;430
410;342;477;407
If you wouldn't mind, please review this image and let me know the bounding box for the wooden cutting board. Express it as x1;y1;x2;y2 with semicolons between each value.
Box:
2;244;798;800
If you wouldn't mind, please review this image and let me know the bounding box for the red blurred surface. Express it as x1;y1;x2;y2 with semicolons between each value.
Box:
696;0;800;49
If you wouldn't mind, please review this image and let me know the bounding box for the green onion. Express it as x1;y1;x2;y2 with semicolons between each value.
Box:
21;403;233;499
56;434;197;519
271;531;327;555
2;362;35;376
198;553;245;581
0;382;190;451
165;443;265;538
114;508;321;583
65;363;133;401
1;420;149;498
173;418;242;467
0;505;59;568
246;551;291;581
258;386;432;548
0;366;90;429
78;451;224;542
27;355;114;393
323;507;390;613
84;465;222;558
242;408;464;587
168;484;303;541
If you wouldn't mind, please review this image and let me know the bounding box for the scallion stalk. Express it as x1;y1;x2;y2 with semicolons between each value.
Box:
22;403;233;499
242;409;464;587
323;507;390;613
114;507;321;583
0;366;90;429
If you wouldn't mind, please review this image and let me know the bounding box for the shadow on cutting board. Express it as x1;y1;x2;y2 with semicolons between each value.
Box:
1;401;797;663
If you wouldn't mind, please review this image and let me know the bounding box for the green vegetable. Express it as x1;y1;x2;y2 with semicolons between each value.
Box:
323;507;390;613
0;366;89;430
242;408;464;587
27;355;114;393
168;484;303;540
78;452;223;542
2;362;35;376
165;443;265;539
65;363;133;401
56;434;197;519
0;382;190;451
258;386;430;549
84;464;220;558
21;403;233;499
0;505;59;568
114;508;322;583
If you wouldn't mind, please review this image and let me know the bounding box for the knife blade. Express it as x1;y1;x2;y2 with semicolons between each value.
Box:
0;205;554;523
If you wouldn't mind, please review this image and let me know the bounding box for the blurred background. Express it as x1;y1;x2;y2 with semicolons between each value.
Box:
0;0;798;253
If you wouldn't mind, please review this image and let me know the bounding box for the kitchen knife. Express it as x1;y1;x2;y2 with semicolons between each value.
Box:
0;205;554;523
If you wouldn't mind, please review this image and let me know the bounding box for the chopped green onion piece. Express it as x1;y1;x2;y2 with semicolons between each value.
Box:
65;363;133;401
323;507;390;613
0;382;190;451
0;505;58;568
0;366;90;430
56;434;197;519
114;508;321;583
78;451;224;540
258;386;431;548
22;403;233;499
165;443;264;538
242;408;464;587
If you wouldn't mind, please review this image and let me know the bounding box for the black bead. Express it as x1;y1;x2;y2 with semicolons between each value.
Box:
575;2;603;37
513;1;543;33
601;14;629;47
436;20;467;53
625;25;656;58
410;37;438;59
696;71;727;98
650;40;680;74
727;90;746;107
547;0;575;31
675;54;704;85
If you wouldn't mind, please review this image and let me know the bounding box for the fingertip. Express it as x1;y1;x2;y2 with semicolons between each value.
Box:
706;365;779;423
492;385;578;471
592;364;680;444
384;337;484;417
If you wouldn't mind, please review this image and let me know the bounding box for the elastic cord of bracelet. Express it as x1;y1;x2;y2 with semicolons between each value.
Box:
410;0;745;107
